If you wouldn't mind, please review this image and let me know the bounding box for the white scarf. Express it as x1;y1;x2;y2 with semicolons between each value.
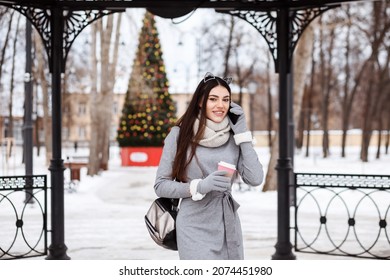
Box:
193;117;231;147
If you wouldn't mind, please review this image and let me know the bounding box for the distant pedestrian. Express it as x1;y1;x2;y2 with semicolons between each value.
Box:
74;141;78;153
154;72;264;259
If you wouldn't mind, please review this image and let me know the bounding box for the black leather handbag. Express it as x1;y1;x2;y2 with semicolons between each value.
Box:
145;197;179;251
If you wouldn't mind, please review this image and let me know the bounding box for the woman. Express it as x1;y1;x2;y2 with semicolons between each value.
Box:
154;72;263;259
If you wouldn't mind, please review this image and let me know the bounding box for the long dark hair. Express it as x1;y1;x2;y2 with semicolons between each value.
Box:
172;75;231;182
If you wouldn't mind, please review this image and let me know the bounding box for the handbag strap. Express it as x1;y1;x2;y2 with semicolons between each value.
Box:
170;198;180;211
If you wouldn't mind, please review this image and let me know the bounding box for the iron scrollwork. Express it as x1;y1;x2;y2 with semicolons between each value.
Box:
11;5;121;72
223;6;335;72
221;10;278;66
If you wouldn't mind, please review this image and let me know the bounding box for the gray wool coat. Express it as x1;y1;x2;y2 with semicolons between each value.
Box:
154;126;264;260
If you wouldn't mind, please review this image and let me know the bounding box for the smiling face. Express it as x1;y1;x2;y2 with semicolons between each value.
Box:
204;85;230;123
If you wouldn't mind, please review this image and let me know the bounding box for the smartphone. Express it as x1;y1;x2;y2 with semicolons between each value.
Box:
228;104;239;125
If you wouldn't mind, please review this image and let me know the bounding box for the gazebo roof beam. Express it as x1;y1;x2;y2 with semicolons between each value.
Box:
0;0;376;11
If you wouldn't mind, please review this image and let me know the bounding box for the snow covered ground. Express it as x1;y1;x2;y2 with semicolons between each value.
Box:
1;144;389;260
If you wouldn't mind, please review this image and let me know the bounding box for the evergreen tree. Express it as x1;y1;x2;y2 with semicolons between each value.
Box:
117;12;176;147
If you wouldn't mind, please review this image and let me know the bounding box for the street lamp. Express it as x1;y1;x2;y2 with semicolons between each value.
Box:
176;29;203;81
175;30;201;92
173;61;191;93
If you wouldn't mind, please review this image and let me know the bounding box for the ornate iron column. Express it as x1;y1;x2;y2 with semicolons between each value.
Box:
273;6;295;259
10;3;121;260
221;4;336;260
46;5;69;260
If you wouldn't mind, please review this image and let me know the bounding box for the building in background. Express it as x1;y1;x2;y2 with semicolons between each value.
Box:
2;91;385;150
62;92;125;148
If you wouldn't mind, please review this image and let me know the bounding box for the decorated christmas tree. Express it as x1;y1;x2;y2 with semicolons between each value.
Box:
117;12;176;147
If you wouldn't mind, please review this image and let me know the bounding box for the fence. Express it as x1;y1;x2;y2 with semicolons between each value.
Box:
0;175;48;259
294;173;390;259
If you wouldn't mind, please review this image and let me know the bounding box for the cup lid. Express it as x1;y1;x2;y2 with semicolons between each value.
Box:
218;161;236;170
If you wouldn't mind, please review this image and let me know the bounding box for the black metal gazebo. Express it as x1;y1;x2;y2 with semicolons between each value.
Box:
0;0;370;260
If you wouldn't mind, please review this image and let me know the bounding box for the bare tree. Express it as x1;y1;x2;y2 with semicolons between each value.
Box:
359;1;390;162
266;53;274;150
263;21;315;192
34;31;52;166
0;10;14;106
302;40;316;158
374;44;390;159
88;13;122;175
385;90;390;155
339;6;357;158
232;40;258;106
200;14;261;104
7;13;21;157
318;16;334;158
223;16;235;78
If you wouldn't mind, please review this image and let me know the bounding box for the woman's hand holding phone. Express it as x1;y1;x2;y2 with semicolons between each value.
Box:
228;102;248;134
228;105;239;125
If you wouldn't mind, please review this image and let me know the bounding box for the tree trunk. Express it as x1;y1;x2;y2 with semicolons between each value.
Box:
386;100;390;154
360;66;387;162
319;17;335;159
341;58;369;158
360;61;375;162
374;65;390;159
376;121;382;159
305;40;316;157
303;88;312;157
0;11;14;122
262;133;278;192
0;10;13;82
88;14;122;175
266;54;273;150
323;30;336;158
87;21;100;175
292;24;315;129
341;8;351;158
98;15;114;170
7;14;20;157
262;21;315;192
296;108;304;150
101;13;122;170
35;32;52;166
222;16;235;79
267;87;273;150
296;87;307;150
360;1;390;162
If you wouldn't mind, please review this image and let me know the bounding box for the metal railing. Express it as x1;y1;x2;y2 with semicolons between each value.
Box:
0;175;48;259
294;173;390;259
